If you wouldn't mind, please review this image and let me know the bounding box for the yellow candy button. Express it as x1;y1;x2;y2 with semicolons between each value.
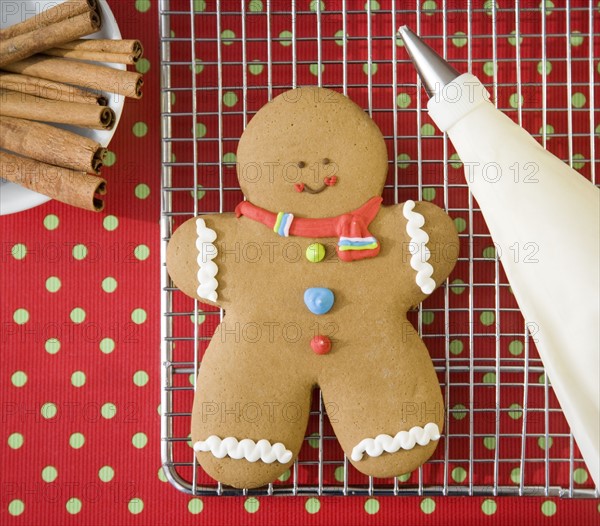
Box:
306;243;326;263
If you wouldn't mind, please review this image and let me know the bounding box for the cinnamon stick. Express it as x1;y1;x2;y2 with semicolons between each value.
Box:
56;39;144;60
0;116;106;174
3;56;143;99
0;89;115;130
0;151;106;212
0;72;107;106
0;0;98;40
0;11;102;68
43;49;137;65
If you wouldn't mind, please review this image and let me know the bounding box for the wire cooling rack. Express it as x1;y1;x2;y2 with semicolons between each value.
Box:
159;0;599;497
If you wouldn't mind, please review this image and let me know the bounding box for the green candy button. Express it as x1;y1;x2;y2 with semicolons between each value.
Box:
306;243;326;263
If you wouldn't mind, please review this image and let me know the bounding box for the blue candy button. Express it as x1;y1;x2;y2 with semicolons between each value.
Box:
304;288;334;315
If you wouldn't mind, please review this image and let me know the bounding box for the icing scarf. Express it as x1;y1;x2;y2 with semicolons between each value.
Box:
235;197;382;262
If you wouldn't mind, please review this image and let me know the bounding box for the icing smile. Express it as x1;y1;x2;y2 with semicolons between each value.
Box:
295;176;338;194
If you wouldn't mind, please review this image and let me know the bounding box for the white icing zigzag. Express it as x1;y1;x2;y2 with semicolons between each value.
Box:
194;436;293;464
351;423;441;462
403;200;436;295
195;218;218;302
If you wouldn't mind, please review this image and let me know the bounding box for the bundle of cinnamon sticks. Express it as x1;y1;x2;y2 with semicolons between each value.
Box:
0;0;145;212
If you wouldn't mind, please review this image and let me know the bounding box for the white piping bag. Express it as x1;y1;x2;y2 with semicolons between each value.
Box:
399;25;599;489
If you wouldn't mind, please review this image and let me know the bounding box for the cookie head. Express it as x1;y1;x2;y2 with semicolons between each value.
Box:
236;87;388;217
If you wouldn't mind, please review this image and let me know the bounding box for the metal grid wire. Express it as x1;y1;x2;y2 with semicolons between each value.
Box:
159;0;599;496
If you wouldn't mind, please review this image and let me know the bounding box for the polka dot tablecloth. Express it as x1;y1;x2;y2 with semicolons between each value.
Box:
2;1;599;525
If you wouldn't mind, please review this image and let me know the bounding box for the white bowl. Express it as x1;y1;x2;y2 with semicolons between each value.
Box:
0;0;125;215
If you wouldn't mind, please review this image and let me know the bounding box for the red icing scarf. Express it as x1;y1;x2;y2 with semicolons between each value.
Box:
235;196;382;262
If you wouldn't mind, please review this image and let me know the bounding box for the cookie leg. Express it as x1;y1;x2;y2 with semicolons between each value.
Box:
191;338;312;489
320;333;444;478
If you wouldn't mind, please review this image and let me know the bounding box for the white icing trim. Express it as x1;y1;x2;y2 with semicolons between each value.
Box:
193;436;293;464
403;200;436;295
351;423;441;462
195;218;218;302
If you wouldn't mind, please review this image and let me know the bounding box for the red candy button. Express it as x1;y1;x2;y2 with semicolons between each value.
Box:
310;335;332;355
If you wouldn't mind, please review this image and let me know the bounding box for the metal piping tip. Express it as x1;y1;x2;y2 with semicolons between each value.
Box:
398;25;461;98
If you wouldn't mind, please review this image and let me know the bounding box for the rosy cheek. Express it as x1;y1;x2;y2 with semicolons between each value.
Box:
324;176;338;187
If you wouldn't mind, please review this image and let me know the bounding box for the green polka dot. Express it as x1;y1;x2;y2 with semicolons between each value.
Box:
223;91;238;107
310;0;325;10
13;308;29;324
133;122;148;137
100;337;115;354
135;58;150;74
422;311;434;325
422;0;437;13
278;469;291;482
572;93;586;108
396;153;410;169
572;153;585;170
510;466;521;484
189;312;206;324
70;308;86;324
71;371;86;387
11;243;27;260
190;185;205;200
482;499;497;515
134;245;150;261
221;29;235;45
452;31;467;47
334;29;345;46
41;402;57;419
45;276;61;293
541;500;556;517
305;497;320;514
508;403;523;419
570;31;584;46
131;308;147;324
421;123;436;136
72;244;87;260
509;93;523;109
66;498;82;515
8;500;24;516
223;152;236;165
452;403;467;420
451;466;467;483
449;340;463;355
102;277;117;293
103;215;119;231
133;370;149;387
188;498;204;514
248;0;262;11
128;498;144;514
422;187;436;201
482;61;495;77
539;372;547;384
483;437;496;450
480;311;495;326
396;92;411;108
45;338;60;354
398;472;411;482
170;92;176;105
541;0;554;13
454;217;466;233
483;246;496;259
508;340;523;356
135;0;150;13
508;30;523;46
538;436;553;450
158;467;167;482
450;278;466;294
483;0;498;14
244;497;259;513
279;30;292;46
537;60;552;76
365;0;380;10
188;373;195;386
194;122;207;138
539;124;555;137
483;372;496;384
363;63;378;76
334;466;345;482
104;150;116;167
364;498;379;514
191;59;204;74
193;0;206;11
8;433;24;449
308;432;319;448
248;61;264;75
101;403;116;419
135;183;150;199
132;432;148;449
69;432;85;449
11;371;27;387
449;152;462;169
309;64;325;76
98;465;114;482
573;468;588;484
420;497;435;514
44;214;59;230
42;466;58;483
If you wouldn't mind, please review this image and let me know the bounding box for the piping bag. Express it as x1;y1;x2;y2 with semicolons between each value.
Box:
399;25;600;488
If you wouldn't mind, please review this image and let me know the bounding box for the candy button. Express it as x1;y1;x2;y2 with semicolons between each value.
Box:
306;243;325;263
304;287;334;315
311;335;332;355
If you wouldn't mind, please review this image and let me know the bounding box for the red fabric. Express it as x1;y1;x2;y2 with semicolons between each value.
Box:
2;1;598;525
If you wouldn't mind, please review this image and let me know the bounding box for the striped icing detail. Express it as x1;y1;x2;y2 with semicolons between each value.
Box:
273;212;294;237
338;243;378;251
338;236;378;251
273;212;284;234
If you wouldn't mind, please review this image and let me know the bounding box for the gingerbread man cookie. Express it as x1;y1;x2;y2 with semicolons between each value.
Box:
167;87;459;489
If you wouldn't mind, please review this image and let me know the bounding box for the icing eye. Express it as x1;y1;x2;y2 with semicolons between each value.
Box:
297;161;306;169
322;158;331;165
